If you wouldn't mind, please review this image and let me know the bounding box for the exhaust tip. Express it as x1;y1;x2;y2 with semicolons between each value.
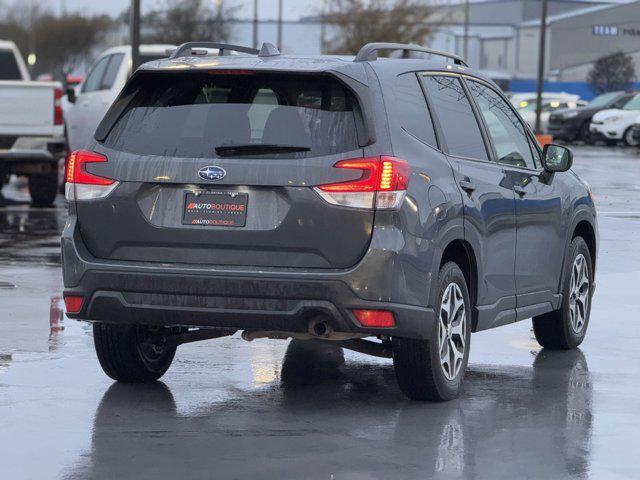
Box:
309;318;332;338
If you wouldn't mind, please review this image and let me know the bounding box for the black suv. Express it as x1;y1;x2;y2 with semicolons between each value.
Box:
548;90;636;143
62;42;597;401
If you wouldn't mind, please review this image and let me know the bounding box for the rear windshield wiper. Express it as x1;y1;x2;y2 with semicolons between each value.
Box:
215;144;311;157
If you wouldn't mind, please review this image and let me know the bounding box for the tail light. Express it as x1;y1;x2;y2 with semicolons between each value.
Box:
63;295;84;314
352;309;396;328
65;150;118;201
54;87;63;126
315;156;409;209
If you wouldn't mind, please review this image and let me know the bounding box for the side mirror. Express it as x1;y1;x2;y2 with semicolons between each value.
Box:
541;143;572;173
66;86;77;104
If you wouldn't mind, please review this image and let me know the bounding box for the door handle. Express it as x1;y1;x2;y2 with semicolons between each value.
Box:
514;185;527;196
459;179;476;193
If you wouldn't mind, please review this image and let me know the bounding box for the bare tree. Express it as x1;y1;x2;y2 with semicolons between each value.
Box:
587;51;636;94
322;0;434;55
0;1;112;76
143;0;238;45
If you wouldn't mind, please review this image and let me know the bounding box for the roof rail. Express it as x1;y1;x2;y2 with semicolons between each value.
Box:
169;42;259;59
354;42;468;67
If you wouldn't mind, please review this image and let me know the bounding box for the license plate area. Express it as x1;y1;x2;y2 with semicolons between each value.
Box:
182;191;248;227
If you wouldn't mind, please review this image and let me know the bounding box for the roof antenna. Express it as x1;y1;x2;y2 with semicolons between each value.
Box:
258;42;281;57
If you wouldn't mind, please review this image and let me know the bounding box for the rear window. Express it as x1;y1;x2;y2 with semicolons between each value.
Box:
0;50;22;80
101;72;360;158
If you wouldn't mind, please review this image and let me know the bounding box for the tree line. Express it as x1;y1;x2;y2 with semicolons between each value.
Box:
0;0;634;94
0;0;434;77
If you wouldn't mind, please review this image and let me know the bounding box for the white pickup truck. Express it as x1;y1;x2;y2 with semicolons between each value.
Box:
0;40;66;206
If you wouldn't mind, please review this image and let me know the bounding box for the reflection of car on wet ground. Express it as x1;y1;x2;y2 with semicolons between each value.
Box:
68;346;593;479
548;91;636;143
62;41;598;401
590;93;640;146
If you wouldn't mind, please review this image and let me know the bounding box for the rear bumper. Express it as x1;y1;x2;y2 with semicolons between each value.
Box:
62;217;435;340
0;137;66;166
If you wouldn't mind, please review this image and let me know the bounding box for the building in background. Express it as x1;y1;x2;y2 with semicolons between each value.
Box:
428;0;640;96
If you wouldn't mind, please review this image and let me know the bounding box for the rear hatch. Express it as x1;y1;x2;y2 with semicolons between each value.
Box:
76;70;374;269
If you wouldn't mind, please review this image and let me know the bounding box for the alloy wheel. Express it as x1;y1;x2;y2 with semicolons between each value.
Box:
569;254;590;334
438;283;467;380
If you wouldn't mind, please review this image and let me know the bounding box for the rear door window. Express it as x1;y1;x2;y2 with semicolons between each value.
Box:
395;73;437;148
420;74;488;160
82;55;111;93
102;72;361;158
0;50;22;80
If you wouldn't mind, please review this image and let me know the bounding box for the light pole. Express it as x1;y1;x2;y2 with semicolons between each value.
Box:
252;0;259;49
463;0;469;61
534;0;549;135
277;0;283;50
130;0;141;72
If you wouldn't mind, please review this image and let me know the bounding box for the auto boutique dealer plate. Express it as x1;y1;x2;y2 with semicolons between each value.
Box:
182;192;248;227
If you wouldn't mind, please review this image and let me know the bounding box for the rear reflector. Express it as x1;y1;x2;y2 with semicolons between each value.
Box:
352;309;396;328
315;156;409;210
64;295;84;314
65;150;118;201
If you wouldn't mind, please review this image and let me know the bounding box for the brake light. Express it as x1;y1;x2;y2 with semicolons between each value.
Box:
315;156;409;209
207;69;255;75
54;87;63;126
65;150;118;201
63;295;84;314
353;309;396;328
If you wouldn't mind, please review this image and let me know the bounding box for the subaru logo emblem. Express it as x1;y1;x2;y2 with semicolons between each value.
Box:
198;166;226;181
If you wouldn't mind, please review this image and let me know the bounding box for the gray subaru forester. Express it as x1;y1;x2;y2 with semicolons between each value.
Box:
62;42;597;401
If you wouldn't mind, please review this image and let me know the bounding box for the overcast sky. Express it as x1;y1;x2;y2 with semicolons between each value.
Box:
58;0;319;21
50;0;633;21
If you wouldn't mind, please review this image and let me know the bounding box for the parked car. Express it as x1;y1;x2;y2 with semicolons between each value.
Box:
548;91;636;143
62;42;597;401
518;98;587;133
508;92;580;109
64;44;174;152
0;40;66;206
590;93;640;146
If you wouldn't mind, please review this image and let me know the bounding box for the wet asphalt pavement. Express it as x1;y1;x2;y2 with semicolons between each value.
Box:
0;146;639;479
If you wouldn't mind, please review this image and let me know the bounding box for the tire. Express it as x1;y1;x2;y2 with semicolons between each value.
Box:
579;122;592;144
392;262;471;401
28;168;59;207
623;127;640;147
93;323;177;382
533;237;593;350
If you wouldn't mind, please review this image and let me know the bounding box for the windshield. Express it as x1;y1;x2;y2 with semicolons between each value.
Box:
588;91;620;108
102;72;360;158
623;95;640;111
